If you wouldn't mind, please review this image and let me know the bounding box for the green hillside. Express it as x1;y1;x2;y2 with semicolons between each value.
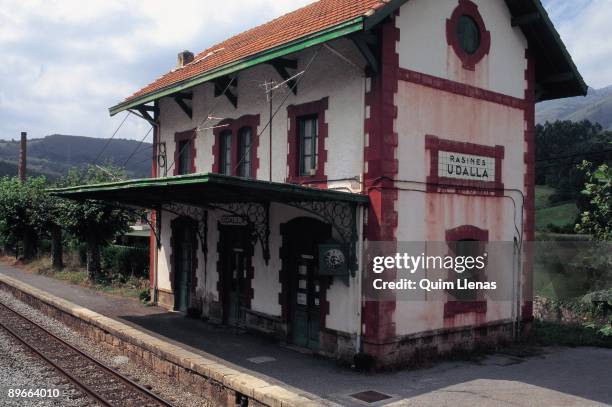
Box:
535;185;579;232
536;86;612;130
0;134;152;180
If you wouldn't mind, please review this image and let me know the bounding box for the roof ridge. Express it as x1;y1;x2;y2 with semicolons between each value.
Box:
118;0;384;105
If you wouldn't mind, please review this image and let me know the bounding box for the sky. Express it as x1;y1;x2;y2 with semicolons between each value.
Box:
0;0;608;141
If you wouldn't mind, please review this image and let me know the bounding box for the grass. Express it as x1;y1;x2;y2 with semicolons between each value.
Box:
534;185;580;233
535;202;578;230
7;255;148;301
535;185;556;210
532;320;612;348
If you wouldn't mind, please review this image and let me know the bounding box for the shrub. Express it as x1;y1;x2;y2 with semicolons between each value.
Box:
101;245;149;281
38;239;52;254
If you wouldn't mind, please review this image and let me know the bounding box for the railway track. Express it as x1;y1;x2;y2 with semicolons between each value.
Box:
0;301;175;407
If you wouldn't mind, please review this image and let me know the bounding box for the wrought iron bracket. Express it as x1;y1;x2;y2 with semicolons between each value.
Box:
286;201;359;276
208;202;271;264
161;203;208;261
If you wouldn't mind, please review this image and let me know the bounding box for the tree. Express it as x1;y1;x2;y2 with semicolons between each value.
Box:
0;176;45;260
57;165;134;280
576;161;612;241
0;176;67;266
535;120;612;203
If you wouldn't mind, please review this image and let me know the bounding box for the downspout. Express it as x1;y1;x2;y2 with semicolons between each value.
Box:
357;74;368;355
151;102;160;304
356;205;365;354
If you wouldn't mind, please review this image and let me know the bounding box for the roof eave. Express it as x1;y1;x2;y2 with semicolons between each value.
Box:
108;17;365;116
506;0;587;101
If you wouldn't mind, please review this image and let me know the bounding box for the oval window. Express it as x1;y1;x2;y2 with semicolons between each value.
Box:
457;15;480;55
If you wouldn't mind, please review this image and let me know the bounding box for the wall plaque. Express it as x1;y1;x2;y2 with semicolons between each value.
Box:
438;151;495;181
425;135;504;195
220;214;248;226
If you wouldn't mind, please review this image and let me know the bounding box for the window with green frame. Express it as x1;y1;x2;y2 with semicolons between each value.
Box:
219;130;232;176
177;139;192;175
237;127;253;178
298;115;318;176
457;15;480;55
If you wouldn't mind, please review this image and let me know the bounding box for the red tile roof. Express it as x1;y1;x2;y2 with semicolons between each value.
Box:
123;0;385;103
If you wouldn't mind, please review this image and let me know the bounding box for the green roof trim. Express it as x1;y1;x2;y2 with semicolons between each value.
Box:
49;173;369;208
110;0;586;113
109;18;365;116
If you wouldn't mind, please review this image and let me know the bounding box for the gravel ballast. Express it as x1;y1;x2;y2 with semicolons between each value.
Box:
0;290;212;407
0;329;92;407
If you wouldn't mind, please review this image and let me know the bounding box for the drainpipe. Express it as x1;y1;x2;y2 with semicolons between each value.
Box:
356;75;368;355
356;206;365;354
151;103;160;304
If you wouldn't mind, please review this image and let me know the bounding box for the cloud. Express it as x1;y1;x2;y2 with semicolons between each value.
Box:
1;0;609;144
0;0;311;142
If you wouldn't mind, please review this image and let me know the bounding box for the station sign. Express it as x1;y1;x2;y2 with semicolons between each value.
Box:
438;151;495;182
220;215;248;226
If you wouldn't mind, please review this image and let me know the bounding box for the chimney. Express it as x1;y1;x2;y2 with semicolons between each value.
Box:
18;132;26;181
177;50;194;68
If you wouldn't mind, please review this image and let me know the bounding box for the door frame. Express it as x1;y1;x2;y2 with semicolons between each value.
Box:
171;216;198;312
279;217;332;349
217;223;254;325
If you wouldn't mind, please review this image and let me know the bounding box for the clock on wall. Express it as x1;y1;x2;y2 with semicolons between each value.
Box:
318;243;348;276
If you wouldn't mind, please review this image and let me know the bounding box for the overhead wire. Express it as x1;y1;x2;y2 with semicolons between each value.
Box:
93;112;130;165
233;46;322;174
165;77;237;174
122;126;154;167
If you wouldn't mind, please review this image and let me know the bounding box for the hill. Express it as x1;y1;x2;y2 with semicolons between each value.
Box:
0;134;152;180
536;86;612;130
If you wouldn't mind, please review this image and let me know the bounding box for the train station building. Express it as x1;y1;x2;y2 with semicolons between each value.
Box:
54;0;585;367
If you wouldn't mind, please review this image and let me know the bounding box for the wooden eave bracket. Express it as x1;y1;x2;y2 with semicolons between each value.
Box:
213;77;238;108
134;103;158;125
268;58;298;95
351;32;379;75
173;92;193;119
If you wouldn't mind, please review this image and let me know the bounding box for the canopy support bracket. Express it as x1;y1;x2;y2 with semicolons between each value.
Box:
208;202;271;264
286;201;359;277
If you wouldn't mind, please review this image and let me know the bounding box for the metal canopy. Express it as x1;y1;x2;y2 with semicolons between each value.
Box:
49;173;369;207
50;173;367;272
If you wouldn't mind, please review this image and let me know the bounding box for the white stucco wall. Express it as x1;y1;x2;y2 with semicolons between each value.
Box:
393;0;528;336
397;0;528;99
152;0;530;341
157;37;366;188
154;38;366;335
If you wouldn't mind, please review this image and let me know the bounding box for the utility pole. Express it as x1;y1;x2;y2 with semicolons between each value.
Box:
18;131;26;181
263;79;276;182
18;131;36;261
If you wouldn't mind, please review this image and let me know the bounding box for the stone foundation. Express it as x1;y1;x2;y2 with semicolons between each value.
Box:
364;320;515;369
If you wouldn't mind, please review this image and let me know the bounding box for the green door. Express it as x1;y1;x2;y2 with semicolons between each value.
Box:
227;249;246;325
220;225;250;326
291;254;321;350
174;225;192;312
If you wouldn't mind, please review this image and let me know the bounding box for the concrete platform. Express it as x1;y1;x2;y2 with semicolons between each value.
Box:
1;263;611;407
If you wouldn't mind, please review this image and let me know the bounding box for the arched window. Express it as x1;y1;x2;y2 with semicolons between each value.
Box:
237;127;253;178
219;130;232;176
213;115;259;178
444;225;488;317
